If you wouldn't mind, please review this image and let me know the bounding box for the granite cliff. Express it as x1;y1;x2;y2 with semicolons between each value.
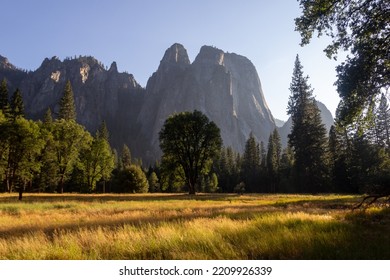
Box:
138;44;275;160
1;44;278;163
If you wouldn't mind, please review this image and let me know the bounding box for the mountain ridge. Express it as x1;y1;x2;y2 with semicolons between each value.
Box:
0;43;334;163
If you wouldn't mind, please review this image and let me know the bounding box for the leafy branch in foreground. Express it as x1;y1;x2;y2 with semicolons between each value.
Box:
295;0;390;124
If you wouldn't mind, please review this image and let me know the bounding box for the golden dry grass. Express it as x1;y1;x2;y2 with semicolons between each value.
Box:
0;193;388;259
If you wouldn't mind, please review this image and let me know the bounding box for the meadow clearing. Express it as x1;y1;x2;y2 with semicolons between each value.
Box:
0;193;389;260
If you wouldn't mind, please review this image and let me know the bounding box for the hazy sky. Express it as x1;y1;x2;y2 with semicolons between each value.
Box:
1;0;343;121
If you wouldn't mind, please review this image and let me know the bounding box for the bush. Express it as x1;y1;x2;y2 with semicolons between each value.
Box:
115;165;149;193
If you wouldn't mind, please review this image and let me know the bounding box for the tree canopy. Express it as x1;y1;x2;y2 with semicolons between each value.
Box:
295;0;390;124
159;110;222;195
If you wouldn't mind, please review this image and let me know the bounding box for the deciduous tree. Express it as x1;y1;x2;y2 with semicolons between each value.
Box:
295;0;390;124
159;110;222;195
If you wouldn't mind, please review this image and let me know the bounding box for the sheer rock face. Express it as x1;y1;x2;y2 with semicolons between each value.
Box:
2;56;146;152
0;43;276;163
38;58;140;130
138;44;275;160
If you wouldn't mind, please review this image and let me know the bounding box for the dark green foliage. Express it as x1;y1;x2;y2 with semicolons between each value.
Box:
121;144;132;169
0;78;10;113
51;119;92;193
279;146;294;192
59;81;77;121
330;92;390;195
241;132;261;192
0;117;44;196
148;172;160;193
376;94;390;150
115;164;149;193
216;146;241;193
36;119;58;193
10;88;24;119
43;108;53;124
204;173;218;193
159;110;222;195
98;121;110;142
295;0;390;124
287;56;329;193
79;130;115;192
267;129;282;192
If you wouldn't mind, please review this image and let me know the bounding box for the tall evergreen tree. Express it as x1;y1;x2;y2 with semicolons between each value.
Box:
217;146;241;193
242;132;261;192
121;144;132;169
10;88;24;119
0;78;10;113
43;108;53;124
279;146;294;192
98;120;110;142
266;129;282;192
59;81;76;121
287;55;329;193
376;93;390;151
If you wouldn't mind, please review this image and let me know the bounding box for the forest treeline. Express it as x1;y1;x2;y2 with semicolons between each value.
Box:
0;55;389;198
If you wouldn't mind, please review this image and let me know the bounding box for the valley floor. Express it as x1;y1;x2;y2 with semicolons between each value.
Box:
0;193;388;259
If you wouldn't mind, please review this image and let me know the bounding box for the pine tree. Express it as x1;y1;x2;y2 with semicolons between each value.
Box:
98;120;110;142
0;78;10;113
59;80;76;121
121;144;132;169
266;129;282;192
217;146;241;193
242;132;261;192
287;55;329;192
43;108;53;124
11;88;24;119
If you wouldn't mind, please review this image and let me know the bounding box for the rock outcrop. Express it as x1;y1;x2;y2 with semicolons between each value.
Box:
3;56;146;153
0;43;277;163
138;44;275;160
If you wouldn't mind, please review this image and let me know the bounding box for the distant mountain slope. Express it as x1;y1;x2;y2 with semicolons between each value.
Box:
274;118;286;127
278;101;334;147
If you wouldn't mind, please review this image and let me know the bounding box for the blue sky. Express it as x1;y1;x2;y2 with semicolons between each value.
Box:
1;0;342;121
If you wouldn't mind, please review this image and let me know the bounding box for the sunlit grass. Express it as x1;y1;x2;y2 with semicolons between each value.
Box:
0;193;388;259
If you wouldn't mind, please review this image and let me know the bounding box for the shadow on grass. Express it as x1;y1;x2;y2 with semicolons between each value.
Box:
0;203;275;239
0;193;239;203
1;193;388;259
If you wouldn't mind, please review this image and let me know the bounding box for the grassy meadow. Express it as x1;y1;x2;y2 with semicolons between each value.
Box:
0;193;389;260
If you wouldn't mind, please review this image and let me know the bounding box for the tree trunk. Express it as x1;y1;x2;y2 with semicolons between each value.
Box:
188;185;196;195
188;179;196;195
58;176;64;194
18;187;23;201
6;177;11;193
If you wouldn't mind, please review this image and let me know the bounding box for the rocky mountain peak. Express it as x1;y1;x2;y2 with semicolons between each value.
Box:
194;45;225;66
138;43;276;161
0;55;17;70
158;43;190;72
109;61;118;73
